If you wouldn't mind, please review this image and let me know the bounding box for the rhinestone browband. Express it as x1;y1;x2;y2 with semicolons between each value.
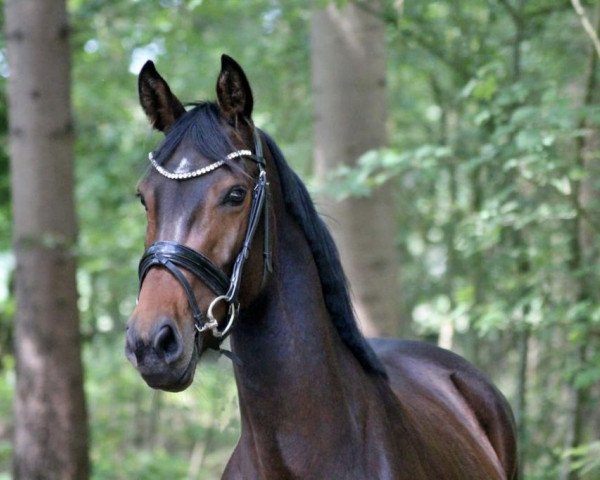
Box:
148;149;252;180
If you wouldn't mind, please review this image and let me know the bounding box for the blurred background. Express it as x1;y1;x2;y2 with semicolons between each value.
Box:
1;0;600;479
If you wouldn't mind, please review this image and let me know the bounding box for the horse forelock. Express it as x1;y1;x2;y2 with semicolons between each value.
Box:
150;102;238;170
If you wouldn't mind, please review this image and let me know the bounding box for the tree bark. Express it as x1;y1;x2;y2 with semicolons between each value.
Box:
5;1;90;478
562;16;600;478
311;1;408;338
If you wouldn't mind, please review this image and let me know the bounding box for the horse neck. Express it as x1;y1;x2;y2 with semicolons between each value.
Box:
229;206;375;445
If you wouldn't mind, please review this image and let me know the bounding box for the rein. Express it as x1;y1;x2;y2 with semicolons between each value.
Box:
138;127;271;341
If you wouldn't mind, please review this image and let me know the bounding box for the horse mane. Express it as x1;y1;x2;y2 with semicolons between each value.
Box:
262;132;388;379
154;102;388;378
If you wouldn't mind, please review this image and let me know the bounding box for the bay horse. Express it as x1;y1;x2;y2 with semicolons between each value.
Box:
126;55;518;479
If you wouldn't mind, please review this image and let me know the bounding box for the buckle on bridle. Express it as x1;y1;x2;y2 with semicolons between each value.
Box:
196;295;239;338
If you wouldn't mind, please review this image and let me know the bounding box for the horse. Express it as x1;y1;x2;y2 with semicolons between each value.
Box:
125;55;518;479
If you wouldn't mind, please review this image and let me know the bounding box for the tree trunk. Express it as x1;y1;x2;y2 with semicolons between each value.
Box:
5;1;90;478
311;1;408;338
562;18;600;478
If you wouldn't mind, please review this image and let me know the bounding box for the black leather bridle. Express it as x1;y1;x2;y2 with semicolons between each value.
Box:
138;126;272;340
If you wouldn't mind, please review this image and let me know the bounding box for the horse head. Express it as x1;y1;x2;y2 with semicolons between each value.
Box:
125;55;271;392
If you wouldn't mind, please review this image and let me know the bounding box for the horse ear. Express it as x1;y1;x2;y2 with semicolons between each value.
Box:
138;61;186;133
216;54;254;122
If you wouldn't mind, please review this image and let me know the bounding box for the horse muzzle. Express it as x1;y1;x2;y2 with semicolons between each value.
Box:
125;316;198;392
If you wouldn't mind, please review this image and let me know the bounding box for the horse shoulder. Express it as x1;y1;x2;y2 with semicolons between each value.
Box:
369;338;518;480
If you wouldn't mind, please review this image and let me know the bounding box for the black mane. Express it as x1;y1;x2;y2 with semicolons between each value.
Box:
262;132;388;378
154;102;387;378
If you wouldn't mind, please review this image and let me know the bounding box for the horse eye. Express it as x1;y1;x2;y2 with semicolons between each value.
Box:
224;186;247;206
136;192;147;210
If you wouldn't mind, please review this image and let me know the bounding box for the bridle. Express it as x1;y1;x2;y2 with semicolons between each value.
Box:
138;126;272;341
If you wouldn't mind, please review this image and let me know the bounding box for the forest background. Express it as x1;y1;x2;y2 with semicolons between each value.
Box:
1;0;600;479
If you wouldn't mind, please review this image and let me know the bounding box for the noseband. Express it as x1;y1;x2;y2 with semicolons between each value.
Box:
138;127;272;340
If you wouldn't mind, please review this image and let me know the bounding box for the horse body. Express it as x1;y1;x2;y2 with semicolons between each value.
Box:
374;339;517;478
127;55;518;479
221;172;513;479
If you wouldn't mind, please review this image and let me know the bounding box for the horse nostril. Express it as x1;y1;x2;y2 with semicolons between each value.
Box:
125;326;142;367
153;322;183;365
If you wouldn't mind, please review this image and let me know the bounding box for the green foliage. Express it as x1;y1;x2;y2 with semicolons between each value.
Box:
564;442;600;479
